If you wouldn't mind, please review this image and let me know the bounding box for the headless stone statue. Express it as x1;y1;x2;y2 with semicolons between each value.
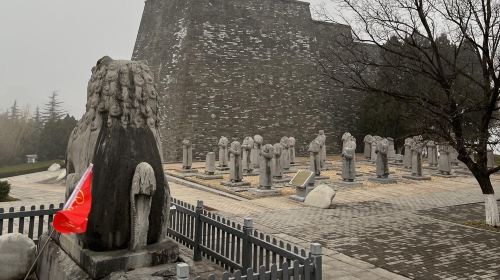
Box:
280;136;291;170
272;143;284;179
387;137;395;160
130;162;156;251
364;135;373;159
403;137;413;169
289;137;296;164
182;139;192;170
449;147;459;166
228;141;243;182
438;144;451;175
342;135;356;181
251;135;263;169
487;149;495;169
242;137;254;174
218;136;229;168
411;136;424;176
205;152;216;175
317;130;327;169
427;141;438;167
371;136;382;162
309;139;322;176
65;57;171;251
259;144;274;189
375;138;389;178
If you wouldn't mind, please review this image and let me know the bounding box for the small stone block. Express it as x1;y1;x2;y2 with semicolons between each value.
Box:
248;188;280;197
432;173;458;178
176;169;199;174
220;181;251;188
273;177;292;183
368;177;398;184
289;195;306;202
216;166;230;171
176;263;189;279
335;180;363;187
314;176;330;180
402;175;432;181
195;174;223;180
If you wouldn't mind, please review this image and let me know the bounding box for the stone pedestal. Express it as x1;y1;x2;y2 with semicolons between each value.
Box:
289;184;316;202
37;233;179;280
248;187;280;197
220;181;251;188
273;176;292;183
335;180;363;187
432;172;457;178
176;168;199;174
402;174;431;181
368;177;398;184
196;173;223;180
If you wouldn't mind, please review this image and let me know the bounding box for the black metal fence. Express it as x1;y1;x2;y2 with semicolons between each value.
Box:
169;198;321;279
0;203;63;242
0;199;321;279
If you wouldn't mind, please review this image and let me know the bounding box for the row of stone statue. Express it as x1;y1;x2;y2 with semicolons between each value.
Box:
181;135;300;189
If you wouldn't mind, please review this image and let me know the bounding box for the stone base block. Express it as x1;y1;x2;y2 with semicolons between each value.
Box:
423;166;438;170
289;195;306;202
248;188;280;197
273;177;292;183
196;174;223;180
314;176;330;181
242;171;260;176
402;175;432;181
176;168;199;174
283;169;297;174
389;162;404;166
39;234;179;279
220;181;251;188
334;180;364;187
216;166;230;171
368;177;398;184
336;172;363;177
454;169;472;176
432;173;457;178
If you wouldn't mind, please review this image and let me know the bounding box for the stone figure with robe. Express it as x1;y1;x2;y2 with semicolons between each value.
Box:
228;141;243;182
242;136;254;174
341;135;356;181
375;138;389;178
259;144;274;189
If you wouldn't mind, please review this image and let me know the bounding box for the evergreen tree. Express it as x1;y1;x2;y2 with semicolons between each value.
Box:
41;91;66;123
9;100;20;120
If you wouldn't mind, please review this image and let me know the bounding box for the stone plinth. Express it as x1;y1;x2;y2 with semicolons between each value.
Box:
196;173;223;180
368;177;398;184
432;173;457;178
176;168;199;174
402;175;431;181
220;181;251;188
335;180;363;187
273;177;292;183
216;166;230;171
37;233;179;280
248;188;280;197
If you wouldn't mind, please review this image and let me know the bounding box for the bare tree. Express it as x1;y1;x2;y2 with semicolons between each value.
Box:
321;0;500;226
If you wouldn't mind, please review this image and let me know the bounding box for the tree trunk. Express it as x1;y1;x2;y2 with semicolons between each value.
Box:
476;174;500;227
484;194;500;227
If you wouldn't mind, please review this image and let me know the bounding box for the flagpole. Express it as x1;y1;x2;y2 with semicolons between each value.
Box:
23;228;55;280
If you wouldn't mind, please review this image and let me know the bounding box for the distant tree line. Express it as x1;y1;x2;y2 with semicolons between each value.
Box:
0;91;77;166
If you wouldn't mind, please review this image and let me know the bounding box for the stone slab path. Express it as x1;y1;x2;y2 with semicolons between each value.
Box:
2;163;500;279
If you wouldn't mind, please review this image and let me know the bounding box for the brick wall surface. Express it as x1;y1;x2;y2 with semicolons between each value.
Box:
133;0;366;161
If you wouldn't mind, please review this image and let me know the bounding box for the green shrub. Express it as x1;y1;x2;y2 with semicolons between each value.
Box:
0;180;11;200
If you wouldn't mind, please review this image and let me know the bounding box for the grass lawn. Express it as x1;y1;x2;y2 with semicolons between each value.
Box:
0;160;65;179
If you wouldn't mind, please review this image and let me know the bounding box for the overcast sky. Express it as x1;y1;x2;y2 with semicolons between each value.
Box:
0;0;337;118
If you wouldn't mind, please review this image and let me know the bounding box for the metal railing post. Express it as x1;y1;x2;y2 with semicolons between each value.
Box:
193;200;203;261
310;243;322;280
242;218;253;274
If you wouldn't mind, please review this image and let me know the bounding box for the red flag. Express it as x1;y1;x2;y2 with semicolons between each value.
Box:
53;164;93;234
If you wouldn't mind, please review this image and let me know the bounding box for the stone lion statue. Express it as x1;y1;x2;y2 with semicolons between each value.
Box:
65;56;170;251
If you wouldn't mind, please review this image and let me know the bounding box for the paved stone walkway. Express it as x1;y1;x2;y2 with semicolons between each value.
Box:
169;164;500;280
2;162;500;279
